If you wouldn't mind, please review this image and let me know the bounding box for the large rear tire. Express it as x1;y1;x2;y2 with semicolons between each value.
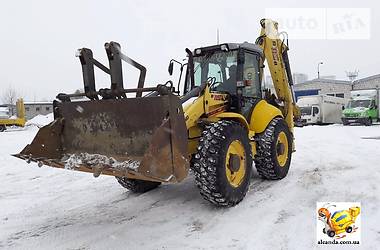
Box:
115;177;161;193
254;117;293;180
192;120;252;207
0;125;6;132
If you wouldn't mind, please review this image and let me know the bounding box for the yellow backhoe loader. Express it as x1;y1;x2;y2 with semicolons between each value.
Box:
14;19;299;206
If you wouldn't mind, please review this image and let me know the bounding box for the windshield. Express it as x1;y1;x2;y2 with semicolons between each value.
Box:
189;50;238;93
300;107;312;116
347;100;371;108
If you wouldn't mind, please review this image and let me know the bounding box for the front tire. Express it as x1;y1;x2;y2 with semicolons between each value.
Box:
365;117;372;126
327;230;335;238
192;120;252;207
346;226;353;233
254;117;293;179
0;125;5;132
115;177;161;193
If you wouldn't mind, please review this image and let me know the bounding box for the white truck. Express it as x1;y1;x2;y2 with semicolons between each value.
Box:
296;95;348;126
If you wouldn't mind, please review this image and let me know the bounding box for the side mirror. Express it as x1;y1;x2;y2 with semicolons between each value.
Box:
168;61;174;76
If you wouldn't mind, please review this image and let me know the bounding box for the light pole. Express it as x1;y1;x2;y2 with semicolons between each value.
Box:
317;62;323;79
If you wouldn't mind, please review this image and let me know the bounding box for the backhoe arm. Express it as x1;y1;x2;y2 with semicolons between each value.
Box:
256;19;299;133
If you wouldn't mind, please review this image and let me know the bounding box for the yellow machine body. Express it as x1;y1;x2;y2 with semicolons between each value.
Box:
329;207;361;235
184;85;283;157
0;99;26;129
14;19;297;191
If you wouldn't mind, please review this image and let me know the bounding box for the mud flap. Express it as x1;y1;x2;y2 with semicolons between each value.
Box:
14;93;189;183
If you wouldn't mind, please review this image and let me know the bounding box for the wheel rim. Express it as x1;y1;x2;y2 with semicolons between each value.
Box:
225;140;246;188
276;131;289;167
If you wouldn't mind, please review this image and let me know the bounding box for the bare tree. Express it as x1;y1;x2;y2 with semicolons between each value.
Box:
1;86;19;115
1;86;18;105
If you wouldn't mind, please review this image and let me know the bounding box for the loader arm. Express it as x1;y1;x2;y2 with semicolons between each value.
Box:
256;19;298;133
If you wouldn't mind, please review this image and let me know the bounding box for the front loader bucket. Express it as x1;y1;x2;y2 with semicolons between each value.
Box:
14;93;189;183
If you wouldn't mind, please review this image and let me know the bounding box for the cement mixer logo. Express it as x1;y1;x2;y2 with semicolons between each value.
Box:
317;202;361;245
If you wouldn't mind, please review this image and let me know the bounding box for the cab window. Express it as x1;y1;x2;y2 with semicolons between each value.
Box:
312;106;319;116
190;50;238;94
371;100;376;108
242;52;260;98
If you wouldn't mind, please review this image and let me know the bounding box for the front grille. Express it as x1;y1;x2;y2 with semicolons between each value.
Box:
346;113;359;118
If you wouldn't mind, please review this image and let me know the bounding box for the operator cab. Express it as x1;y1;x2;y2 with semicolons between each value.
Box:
184;42;263;116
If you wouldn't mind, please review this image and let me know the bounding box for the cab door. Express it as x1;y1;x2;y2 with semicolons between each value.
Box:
240;51;262;119
368;100;378;120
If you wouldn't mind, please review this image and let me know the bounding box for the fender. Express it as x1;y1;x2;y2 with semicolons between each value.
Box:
209;112;255;156
213;112;250;129
250;100;283;133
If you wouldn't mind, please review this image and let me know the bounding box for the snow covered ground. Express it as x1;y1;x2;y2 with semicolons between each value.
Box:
25;113;54;127
0;124;380;249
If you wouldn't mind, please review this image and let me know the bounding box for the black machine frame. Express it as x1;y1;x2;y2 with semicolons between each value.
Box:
57;41;151;102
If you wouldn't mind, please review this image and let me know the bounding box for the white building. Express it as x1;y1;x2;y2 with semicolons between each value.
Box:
292;73;308;85
352;74;380;90
293;74;380;101
294;78;352;100
24;102;53;119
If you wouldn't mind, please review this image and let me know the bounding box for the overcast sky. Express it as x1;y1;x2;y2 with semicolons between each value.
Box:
0;0;379;102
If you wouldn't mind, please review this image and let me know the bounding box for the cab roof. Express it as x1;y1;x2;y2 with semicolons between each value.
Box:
193;42;263;56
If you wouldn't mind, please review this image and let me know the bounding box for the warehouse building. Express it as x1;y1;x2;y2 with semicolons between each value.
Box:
292;73;308;85
294;78;352;101
24;102;53;119
0;101;53;119
293;74;380;101
352;74;380;90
